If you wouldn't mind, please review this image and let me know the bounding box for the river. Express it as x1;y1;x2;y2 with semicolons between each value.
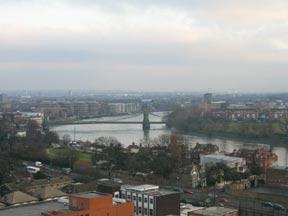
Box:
52;112;288;168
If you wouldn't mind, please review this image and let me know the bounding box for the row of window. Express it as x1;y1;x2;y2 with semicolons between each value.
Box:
123;194;153;204
135;206;154;216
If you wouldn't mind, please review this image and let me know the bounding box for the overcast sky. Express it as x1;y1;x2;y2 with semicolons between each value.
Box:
0;0;287;92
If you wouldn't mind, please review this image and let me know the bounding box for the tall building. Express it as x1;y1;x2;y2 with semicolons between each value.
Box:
203;93;212;104
0;93;8;103
120;184;180;216
44;192;134;216
74;102;89;117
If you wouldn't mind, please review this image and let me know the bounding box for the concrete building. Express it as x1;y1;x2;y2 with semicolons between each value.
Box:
120;184;180;216
74;102;89;117
88;102;100;116
200;154;247;173
44;192;133;216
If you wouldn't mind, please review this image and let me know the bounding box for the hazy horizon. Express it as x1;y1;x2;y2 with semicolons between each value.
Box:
0;0;287;92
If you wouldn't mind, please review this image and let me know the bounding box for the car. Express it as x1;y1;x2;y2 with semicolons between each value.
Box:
273;204;285;211
183;189;193;194
219;198;229;203
262;202;273;208
112;178;123;184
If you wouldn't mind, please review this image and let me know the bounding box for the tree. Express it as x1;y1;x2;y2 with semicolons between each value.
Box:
62;134;71;146
151;153;174;178
44;131;59;146
250;164;263;176
0;153;10;184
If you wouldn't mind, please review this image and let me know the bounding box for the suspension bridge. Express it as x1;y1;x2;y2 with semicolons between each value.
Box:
50;111;168;130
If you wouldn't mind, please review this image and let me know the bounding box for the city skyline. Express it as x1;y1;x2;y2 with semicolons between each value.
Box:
0;0;287;92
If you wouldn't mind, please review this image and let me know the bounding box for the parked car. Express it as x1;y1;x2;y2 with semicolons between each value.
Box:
183;189;193;194
262;202;273;208
273;204;285;211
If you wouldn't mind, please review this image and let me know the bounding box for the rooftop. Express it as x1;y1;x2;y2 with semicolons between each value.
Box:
0;201;68;216
190;207;238;216
121;185;178;196
72;192;108;199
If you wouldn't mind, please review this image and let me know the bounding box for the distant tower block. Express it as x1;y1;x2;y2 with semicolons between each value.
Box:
68;90;73;97
204;93;212;104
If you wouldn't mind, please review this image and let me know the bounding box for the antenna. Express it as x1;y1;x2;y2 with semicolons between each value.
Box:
73;126;76;142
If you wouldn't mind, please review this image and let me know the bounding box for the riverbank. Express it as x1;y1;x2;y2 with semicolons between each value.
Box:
170;128;288;148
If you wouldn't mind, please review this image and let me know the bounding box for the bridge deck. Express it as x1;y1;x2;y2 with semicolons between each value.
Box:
55;121;166;125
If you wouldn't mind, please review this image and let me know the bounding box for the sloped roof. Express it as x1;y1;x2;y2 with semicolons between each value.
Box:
34;185;66;199
0;202;6;208
2;191;38;205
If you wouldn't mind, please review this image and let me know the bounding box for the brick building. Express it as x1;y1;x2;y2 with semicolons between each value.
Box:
44;192;133;216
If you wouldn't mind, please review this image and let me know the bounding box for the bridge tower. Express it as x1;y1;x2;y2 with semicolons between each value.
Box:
142;109;150;130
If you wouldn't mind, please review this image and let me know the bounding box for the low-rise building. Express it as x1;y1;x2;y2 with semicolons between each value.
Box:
44;192;134;216
191;165;207;188
1;191;38;206
120;184;180;216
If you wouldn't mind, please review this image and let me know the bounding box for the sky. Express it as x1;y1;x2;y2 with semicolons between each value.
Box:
0;0;287;92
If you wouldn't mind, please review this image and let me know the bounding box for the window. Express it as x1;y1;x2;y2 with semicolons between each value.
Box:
149;198;153;204
144;208;148;215
133;196;136;201
149;209;153;216
138;207;142;214
127;195;131;200
138;197;142;202
144;198;148;203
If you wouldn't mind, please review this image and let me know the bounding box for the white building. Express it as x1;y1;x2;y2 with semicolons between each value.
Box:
200;154;247;173
120;184;180;216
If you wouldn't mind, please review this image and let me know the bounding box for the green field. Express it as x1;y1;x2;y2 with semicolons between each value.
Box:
47;148;93;161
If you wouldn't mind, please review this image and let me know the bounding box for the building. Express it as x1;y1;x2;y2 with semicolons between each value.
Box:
44;192;134;216
74;102;89;117
200;154;247;172
1;191;38;206
191;165;207;188
0;200;69;216
187;206;239;216
32;185;66;200
120;184;180;216
88;102;100;116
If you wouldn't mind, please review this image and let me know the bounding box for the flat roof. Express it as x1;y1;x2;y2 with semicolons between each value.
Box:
0;201;68;216
121;185;178;197
190;207;238;216
71;192;109;199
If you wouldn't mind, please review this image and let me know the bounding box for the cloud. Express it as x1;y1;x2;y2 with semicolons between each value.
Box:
0;0;287;91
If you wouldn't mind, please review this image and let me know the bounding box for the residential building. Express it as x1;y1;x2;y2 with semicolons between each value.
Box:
191;165;207;188
1;191;38;206
44;192;133;216
120;184;180;216
74;102;89;117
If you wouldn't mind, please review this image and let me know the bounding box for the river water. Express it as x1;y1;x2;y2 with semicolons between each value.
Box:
52;112;288;168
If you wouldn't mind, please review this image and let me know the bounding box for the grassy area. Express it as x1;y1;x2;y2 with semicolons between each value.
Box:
78;151;93;161
47;148;93;161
